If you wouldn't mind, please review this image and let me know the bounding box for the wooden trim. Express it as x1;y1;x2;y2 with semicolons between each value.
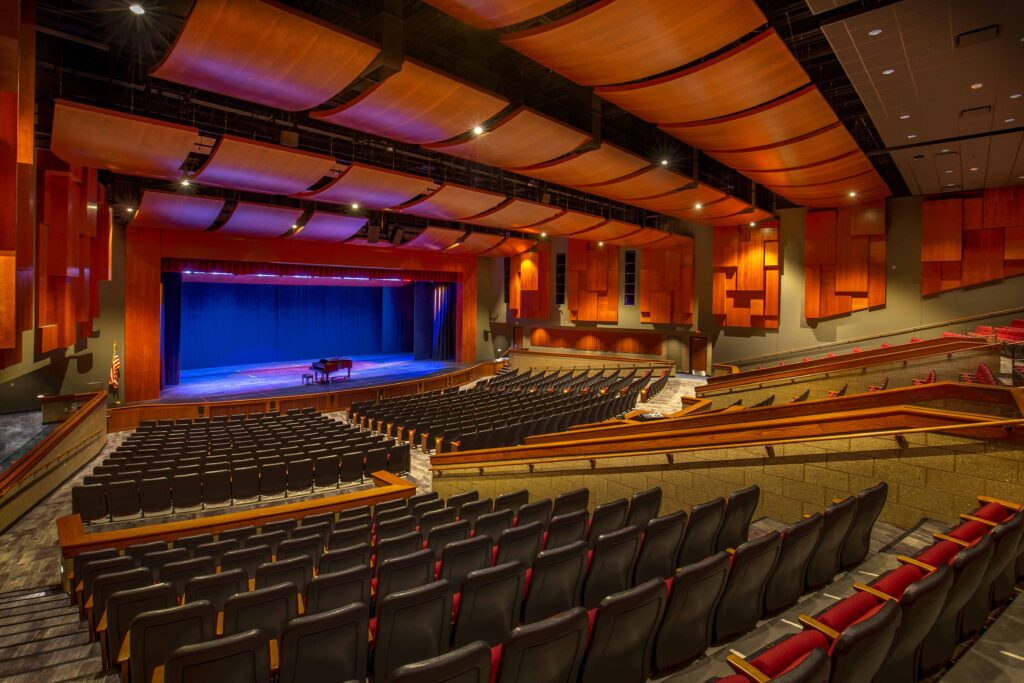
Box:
960;513;997;527
853;582;897;602
977;494;1022;511
726;654;770;683
712;363;740;375
897;555;936;572
799;614;839;640
510;348;674;367
932;532;970;547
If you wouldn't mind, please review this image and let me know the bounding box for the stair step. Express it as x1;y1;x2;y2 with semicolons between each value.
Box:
0;587;62;605
0;638;98;677
0;621;85;649
0;644;105;680
0;592;68;612
0;602;77;622
0;629;92;663
1;656;118;683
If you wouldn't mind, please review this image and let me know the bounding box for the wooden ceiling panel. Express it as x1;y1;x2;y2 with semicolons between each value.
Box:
765;170;890;203
673;197;757;223
501;0;766;87
630;184;727;215
596;30;809;124
345;237;394;249
447;232;503;255
291;213;367;242
573;219;643;243
422;0;568;29
789;189;892;209
151;0;379;111
463;198;563;229
424;107;591;168
194;135;336;195
130;191;224;231
311;60;508;144
581;167;693;201
50;101;198;180
713;207;776;225
661;85;837;151
397;183;506;220
707;123;859;172
217;202;303;237
511;143;650;187
482;237;538;257
604;228;673;247
742;150;876;186
398;226;464;251
295;163;436;210
522;210;607;236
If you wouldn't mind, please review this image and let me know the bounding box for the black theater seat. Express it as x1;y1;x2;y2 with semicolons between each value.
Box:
586;499;628;548
713;531;782;644
278;604;368;683
578;578;667;683
373;581;454;683
494;607;589;683
392;641;491;683
716;485;760;552
677;497;725;566
763;513;823;616
804;495;858;590
551;488;589;518
653;552;730;675
522;541;588;624
72;484;108;523
545;510;588;549
438;536;491;592
222;582;297;640
104;583;178;668
840;482;888;569
452;561;525;647
129;601;216;683
495;521;544;568
376;549;435;608
306;565;371;614
633;510;687;585
184;569;247;613
581;525;641;609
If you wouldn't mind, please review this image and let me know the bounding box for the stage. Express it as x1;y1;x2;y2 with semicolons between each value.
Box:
155;354;468;403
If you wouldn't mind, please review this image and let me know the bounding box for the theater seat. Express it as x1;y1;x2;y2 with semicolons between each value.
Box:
522;541;588;624
374;581;454;683
223;582;298;640
183;570;247;613
89;567;151;634
678;497;725;566
160;557;216;599
495;522;544;568
128;601;216;683
581;525;642;609
515;499;553;528
72;484;108;523
392;641;491;683
586;499;628;548
278;603;368;683
495;489;530;516
813;599;901;683
452;562;524;648
439;536;491;592
545;510;588;550
254;556;312;595
579;578;667;683
551;488;589;518
495;607;589;683
958;510;1023;639
764;513;823;616
840;482;888;569
716;485;760;552
104;582;178;670
653;552;730;675
724;641;831;682
163;628;270;683
376;549;435;608
306;565;371;614
634;510;686;585
713;531;782;644
805;496;857;590
625;487;662;530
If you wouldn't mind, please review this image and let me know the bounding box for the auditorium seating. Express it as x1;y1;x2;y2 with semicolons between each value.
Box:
71;409;411;522
351;368;648;453
66;481;896;682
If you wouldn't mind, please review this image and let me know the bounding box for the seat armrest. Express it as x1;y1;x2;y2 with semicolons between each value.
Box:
897;555;936;572
932;532;970;547
977;495;1021;511
726;653;770;683
854;582;896;602
960;513;997;527
799;614;839;640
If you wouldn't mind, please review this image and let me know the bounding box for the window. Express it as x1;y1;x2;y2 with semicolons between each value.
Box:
503;257;511;304
555;252;567;305
624;250;637;306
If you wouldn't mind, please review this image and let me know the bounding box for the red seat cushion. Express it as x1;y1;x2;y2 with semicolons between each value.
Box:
452;590;461;619
872;564;924;599
586;607;597;641
751;630;828;678
818;592;878;632
523;568;532;596
489;644;503;683
917;541;959;567
974;502;1010;524
716;676;751;683
949;521;988;543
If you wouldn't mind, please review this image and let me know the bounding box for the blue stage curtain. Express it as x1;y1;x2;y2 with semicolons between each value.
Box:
161;272;183;386
412;282;434;361
178;282;397;370
381;284;414;354
432;283;455;360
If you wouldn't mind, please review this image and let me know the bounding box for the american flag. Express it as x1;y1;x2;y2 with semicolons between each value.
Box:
109;343;121;391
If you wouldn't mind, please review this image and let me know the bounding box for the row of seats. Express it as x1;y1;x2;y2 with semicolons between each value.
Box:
718;493;1024;682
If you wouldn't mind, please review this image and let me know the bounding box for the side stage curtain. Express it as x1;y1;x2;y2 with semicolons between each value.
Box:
161;272;183;386
432;283;455;361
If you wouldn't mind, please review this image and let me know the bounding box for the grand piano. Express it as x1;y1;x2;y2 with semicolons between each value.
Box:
310;357;353;383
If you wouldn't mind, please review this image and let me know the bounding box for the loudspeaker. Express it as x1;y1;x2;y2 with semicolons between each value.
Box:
367;223;381;244
279;130;299;148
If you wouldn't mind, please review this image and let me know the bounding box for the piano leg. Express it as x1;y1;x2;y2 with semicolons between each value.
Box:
347;367;351;379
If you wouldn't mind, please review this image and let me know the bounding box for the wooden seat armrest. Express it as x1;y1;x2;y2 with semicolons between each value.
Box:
97;609;108;633
270;639;279;673
897;555;936;572
960;514;997;527
832;497;844;504
117;632;131;665
932;532;970;547
977;495;1022;511
802;513;813;520
725;548;736;556
854;582;896;602
799;614;839;640
216;611;224;636
151;665;164;683
726;653;770;683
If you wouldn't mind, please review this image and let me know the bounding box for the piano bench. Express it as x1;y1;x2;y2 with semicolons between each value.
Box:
301;373;314;385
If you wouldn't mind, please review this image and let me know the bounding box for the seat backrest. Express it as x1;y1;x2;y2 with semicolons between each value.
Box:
375;532;424;575
473;509;514;543
516;499;553;528
772;646;831;683
318;543;371;576
221;546;272;581
82;556;134;601
419;507;458;540
829;599;902;683
105;582;178;666
453;562;525;648
377;549;436;608
306;565;372;614
626;487;662;530
329;524;371;551
495;521;544;568
494;489;530;515
391;641;491;683
278;603;368;683
840;482;888;569
653;552;730;676
579;578;667;683
175;533;215;557
872;564;952;682
193;540;237;567
497;607;589;683
91;568;152;626
183;569;247;613
764;513;823;616
439;536;491;591
129;600;216;683
278;535;323;565
582;525;642;609
446;490;480;517
164;628;270;683
374;580;454;683
716;485;760;552
378;515;417;543
545;510;588;550
254;555;312;594
713;531;782;644
551;488;589;518
634;510;687;585
586;499;628;548
677;497;726;566
222;582;298;640
805;496;858;590
161;556;216;597
458;498;493;526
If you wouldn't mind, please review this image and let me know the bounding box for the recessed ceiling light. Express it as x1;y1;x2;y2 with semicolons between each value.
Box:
472;125;484;135
291;224;299;229
540;232;547;238
125;207;135;213
1005;117;1016;123
1019;175;1024;180
944;170;953;174
129;3;145;15
882;68;895;76
868;28;883;36
899;114;911;120
1011;93;1022;99
907;134;918;139
694;203;703;210
86;202;98;210
970;82;984;90
945;183;957;187
660;159;668;166
351;202;360;210
940;148;951;153
849;191;858;198
969;167;978;171
180;179;190;186
749;222;755;227
597;241;604;247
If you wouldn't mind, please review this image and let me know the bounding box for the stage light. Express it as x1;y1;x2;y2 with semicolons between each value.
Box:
939;148;951;153
969;167;978;171
749;222;755;227
1012;93;1022;99
907;134;917;139
125;207;134;213
1005;118;1016;123
694;203;702;210
472;125;484;136
129;3;145;15
180;179;190;186
660;159;668;166
970;82;983;90
944;169;953;174
291;224;298;229
540;232;547;238
351;202;360;210
899;114;910;120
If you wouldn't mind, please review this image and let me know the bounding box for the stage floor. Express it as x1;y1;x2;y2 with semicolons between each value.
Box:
156;354;467;403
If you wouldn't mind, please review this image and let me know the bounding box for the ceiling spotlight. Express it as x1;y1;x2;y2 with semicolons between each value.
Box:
748;222;755;227
940;148;951;153
970;82;983;90
882;68;895;75
868;28;883;36
1005;117;1016;123
291;224;299;229
180;179;190;186
969;167;978;171
597;241;604;247
660;159;669;166
129;3;145;14
899;114;911;120
472;125;484;135
1011;93;1022;99
540;232;547;238
907;134;918;139
351;202;360;210
694;203;703;210
944;169;953;174
125;207;135;213
849;191;857;198
86;202;98;210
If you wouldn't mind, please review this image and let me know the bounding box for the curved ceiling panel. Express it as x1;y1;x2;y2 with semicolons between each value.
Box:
310;60;508;145
795;190;891;208
604;228;672;247
707;122;859;172
291;213;367;242
765;170;889;202
296;163;436;210
483;237;538;257
399;226;465;251
345;237;394;248
581;167;693;201
510;143;650;187
150;0;379;111
50;101;198;180
448;232;504;255
630;184;727;216
463;199;564;229
422;0;568;29
713;207;776;225
572;219;643;242
522;210;607;236
217;202;303;237
397;183;506;221
424;107;591;168
661;85;837;151
501;0;766;87
673;196;758;223
742;150;877;186
130;191;224;231
596;29;809;124
194;136;336;195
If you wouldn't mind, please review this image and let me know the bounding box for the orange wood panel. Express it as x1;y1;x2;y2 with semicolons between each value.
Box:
961;228;1004;286
804;205;885;319
763;239;779;267
425;107;591;168
130;190;225;231
502;0;765;87
463;198;563;229
708;122;857;172
736;238;764;291
311;59;507;144
398;183;506;221
290;213;367;242
921;198;963;262
398;226;463;251
1005;227;1024;261
982;186;1024;229
522;211;606;237
660;85;835;150
962;197;984;229
151;0;379;111
604;228;672;248
567;239;618;322
835;221;869;293
868;237;886;308
511;142;649;187
576;166;690;200
423;0;568;29
217;202;302;238
850;200;886;236
446;232;503;256
596;29;807;124
713;223;777;329
764;268;780;317
573;220;643;244
804;210;836;266
639;240;694;324
482;237;537;257
194;135;336;195
529;327;663;356
50;100;198;180
630;184;726;216
920;261;944;297
510;243;550;321
765;170;887;202
742;150;874;187
712;225;739;268
296;163;436;210
124;228;162;401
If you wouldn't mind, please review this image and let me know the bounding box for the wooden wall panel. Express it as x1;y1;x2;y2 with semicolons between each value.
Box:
566;239;617;323
508;242;550;321
805;202;886;320
529;327;663;356
639;237;694;325
713;223;778;329
920;187;1023;295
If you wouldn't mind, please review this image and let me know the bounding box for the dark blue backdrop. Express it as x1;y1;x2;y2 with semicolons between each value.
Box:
178;282;413;370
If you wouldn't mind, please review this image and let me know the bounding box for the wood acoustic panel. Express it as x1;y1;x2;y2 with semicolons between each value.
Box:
296;163;437;210
529;326;663;356
566;239;618;323
194;135;336;195
463;198;563;229
397;183;506;221
804;201;886;320
712;222;779;328
423;0;568;29
508;242;550;321
921;186;1024;296
639;238;694;325
512;142;649;188
521;210;606;236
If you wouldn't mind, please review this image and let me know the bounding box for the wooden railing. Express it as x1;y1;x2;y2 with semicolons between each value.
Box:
107;361;502;432
508;349;675;373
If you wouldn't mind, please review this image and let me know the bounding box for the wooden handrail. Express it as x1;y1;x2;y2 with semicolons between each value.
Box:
510;348;674;366
0;391;107;498
56;471;414;558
